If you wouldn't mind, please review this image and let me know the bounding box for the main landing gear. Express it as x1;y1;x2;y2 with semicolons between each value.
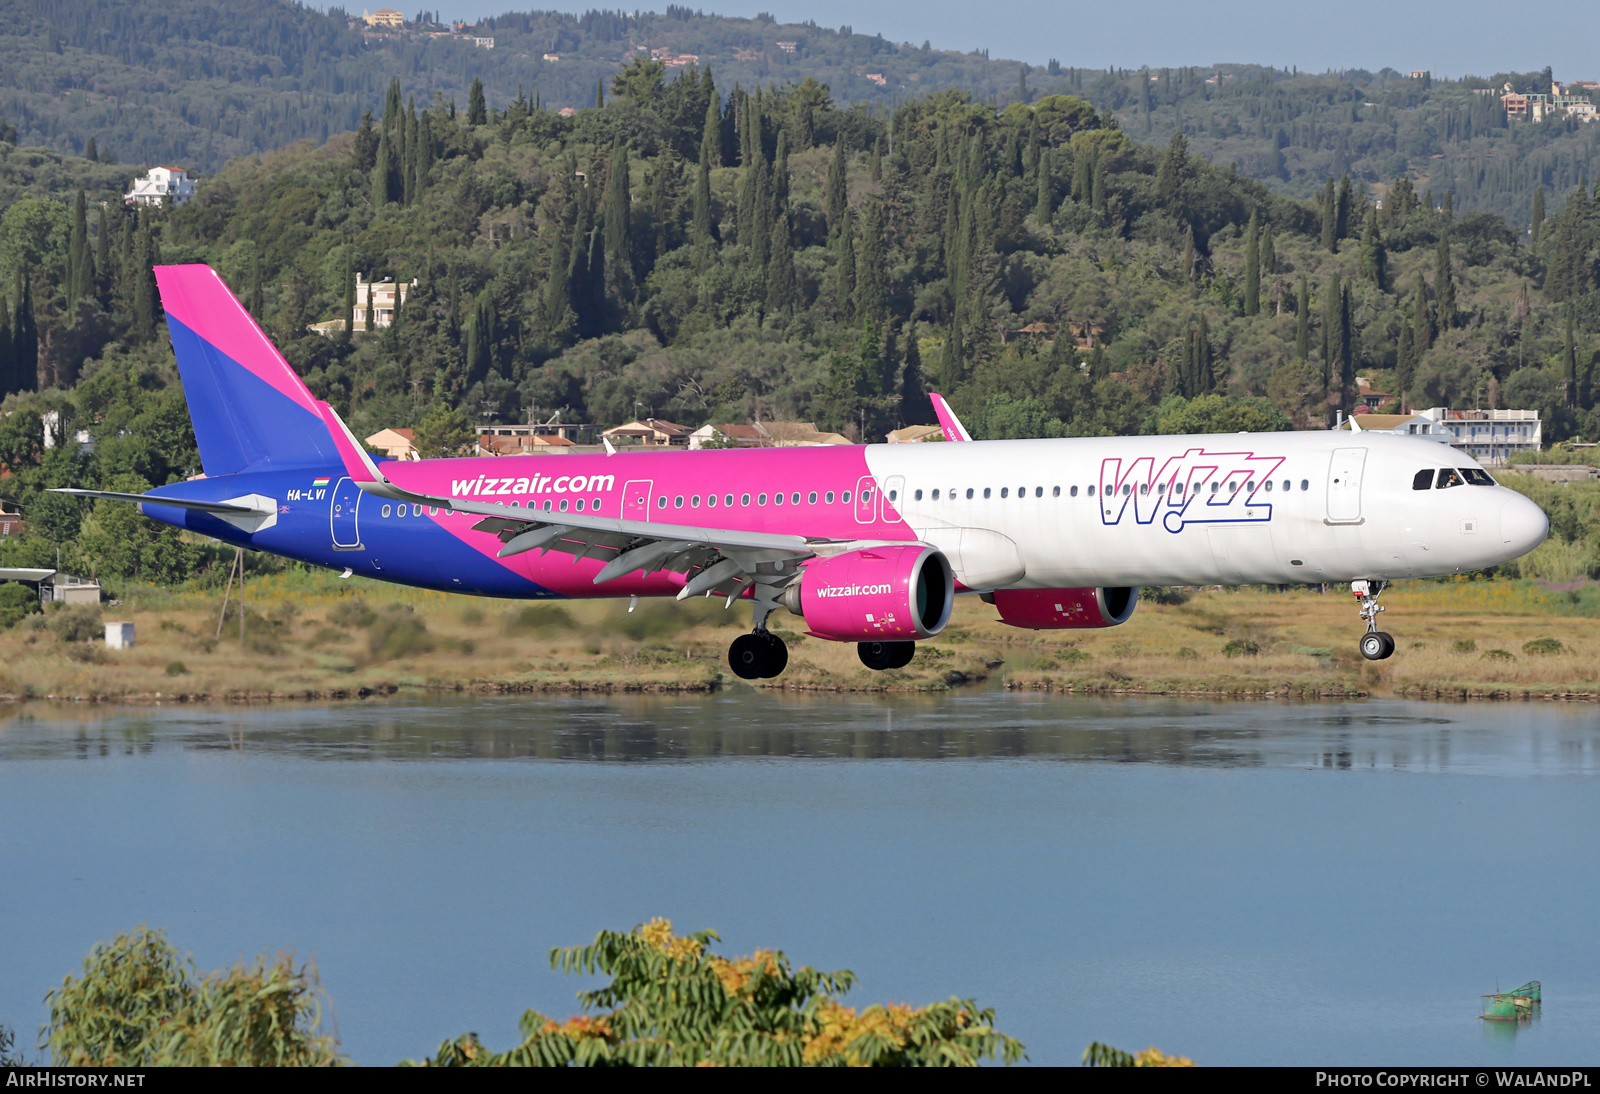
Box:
729;631;788;679
858;640;915;670
1353;580;1395;661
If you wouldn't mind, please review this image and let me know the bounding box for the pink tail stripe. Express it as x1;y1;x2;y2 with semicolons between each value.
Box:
928;392;973;443
316;401;383;485
154;265;322;417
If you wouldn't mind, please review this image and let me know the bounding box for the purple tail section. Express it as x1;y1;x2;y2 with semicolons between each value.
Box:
155;264;340;476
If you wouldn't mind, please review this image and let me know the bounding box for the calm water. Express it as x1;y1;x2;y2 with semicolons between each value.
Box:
3;691;1599;1066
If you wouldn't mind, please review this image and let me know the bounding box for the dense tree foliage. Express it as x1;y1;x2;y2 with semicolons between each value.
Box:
1;53;1599;589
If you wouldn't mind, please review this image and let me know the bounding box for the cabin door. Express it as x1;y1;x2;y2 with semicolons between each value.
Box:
1326;448;1368;524
330;476;362;549
623;480;654;521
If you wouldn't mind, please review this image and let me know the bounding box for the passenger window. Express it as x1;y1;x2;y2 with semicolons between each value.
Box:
758;493;767;505
675;496;684;508
810;491;819;503
1175;482;1185;495
382;504;392;517
559;499;569;512
1087;485;1095;497
1210;482;1219;493
1300;479;1309;491
691;495;700;507
658;497;667;509
1437;468;1463;489
932;488;940;500
1036;487;1044;498
1157;483;1166;495
1122;484;1132;496
1228;481;1238;493
842;491;851;503
1068;486;1076;497
1264;481;1273;492
742;493;751;505
826;491;835;503
706;495;716;508
966;488;974;499
1462;468;1494;485
1051;486;1059;497
792;492;801;504
914;489;922;501
984;488;992;499
725;494;734;506
1000;487;1008;498
1139;483;1149;495
576;499;586;511
1412;469;1433;490
774;492;784;505
593;499;602;512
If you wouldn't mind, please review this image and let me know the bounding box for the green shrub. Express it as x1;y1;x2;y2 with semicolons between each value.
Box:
327;598;376;629
0;582;40;629
1485;648;1515;661
412;919;1023;1067
44;928;340;1067
48;603;103;643
1222;638;1260;657
368;608;434;660
505;604;577;634
1453;639;1478;653
164;661;187;676
1522;637;1564;656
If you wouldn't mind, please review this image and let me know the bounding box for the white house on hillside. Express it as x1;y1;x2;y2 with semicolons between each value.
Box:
124;167;195;207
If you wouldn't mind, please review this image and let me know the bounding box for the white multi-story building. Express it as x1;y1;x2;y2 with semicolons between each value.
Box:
1345;407;1541;466
308;275;418;337
123;167;195;207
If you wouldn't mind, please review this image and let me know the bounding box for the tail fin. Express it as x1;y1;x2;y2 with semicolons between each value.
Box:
156;264;340;476
928;392;973;442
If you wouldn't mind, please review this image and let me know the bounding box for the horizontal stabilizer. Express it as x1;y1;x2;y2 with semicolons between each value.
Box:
50;488;261;514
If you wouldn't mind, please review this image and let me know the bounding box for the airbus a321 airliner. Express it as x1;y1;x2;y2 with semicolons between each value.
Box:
59;266;1548;678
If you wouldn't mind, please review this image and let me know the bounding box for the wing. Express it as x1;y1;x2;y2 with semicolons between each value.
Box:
315;401;822;603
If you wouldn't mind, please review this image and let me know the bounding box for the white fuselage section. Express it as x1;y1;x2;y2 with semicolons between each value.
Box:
863;432;1548;589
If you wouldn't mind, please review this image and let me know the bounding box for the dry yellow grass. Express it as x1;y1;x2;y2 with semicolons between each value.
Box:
1;573;1596;702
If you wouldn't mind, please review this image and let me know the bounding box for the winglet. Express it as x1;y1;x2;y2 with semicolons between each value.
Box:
928;392;973;442
315;400;409;500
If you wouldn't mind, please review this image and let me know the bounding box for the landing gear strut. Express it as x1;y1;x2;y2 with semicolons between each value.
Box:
729;631;788;679
858;640;916;670
1354;580;1394;661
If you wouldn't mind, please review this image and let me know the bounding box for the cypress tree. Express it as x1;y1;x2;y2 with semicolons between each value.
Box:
467;78;487;125
1396;324;1415;408
1243;211;1260;316
249;249;263;319
403;100;419;205
465;293;492;385
594;77;604;110
833;210;856;321
84;136;96;162
14;270;37;388
856;200;889;324
95;206;111;300
1565;304;1578;409
66;190;90;310
1359;205;1387;291
899;323;933;424
372;129;394;206
1320;177;1337;252
0;289;12;398
1260;225;1276;288
602;141;633;302
700;90;722;169
765;212;797;313
1295;277;1311;362
692;154;713;264
1034;149;1053;225
1434;232;1454;329
1531;185;1546;249
1335;174;1352;240
341;252;355;343
1412;269;1433;352
383;77;402;131
824;140;848;240
772;131;789;219
1337;280;1354;408
131;229;156;344
1320;273;1339;391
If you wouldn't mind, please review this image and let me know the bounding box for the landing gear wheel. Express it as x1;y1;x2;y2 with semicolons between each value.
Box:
1359;631;1395;661
759;632;788;678
859;640;915;671
730;633;767;679
730;632;788;679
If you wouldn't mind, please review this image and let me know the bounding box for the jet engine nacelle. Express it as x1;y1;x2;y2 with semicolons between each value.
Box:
989;587;1139;629
783;545;954;641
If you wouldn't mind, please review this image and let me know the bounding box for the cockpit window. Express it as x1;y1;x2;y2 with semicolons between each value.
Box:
1461;468;1495;486
1436;468;1463;489
1412;469;1433;491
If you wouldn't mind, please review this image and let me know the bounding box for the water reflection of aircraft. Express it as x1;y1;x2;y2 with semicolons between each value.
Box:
59;266;1547;678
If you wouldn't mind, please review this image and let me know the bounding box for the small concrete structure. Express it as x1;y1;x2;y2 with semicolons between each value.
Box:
104;622;134;649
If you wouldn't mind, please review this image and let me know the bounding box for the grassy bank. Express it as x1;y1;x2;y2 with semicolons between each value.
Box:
3;573;1598;703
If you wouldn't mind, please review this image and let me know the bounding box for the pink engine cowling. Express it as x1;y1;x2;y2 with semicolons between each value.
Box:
989;587;1139;629
784;546;954;641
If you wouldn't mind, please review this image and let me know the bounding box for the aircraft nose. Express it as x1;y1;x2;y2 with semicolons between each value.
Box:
1498;491;1548;559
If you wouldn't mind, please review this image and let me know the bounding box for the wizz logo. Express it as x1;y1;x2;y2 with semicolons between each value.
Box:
1099;449;1287;533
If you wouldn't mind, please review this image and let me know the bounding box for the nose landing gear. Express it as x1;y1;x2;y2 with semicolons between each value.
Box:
858;640;915;670
1353;580;1395;660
